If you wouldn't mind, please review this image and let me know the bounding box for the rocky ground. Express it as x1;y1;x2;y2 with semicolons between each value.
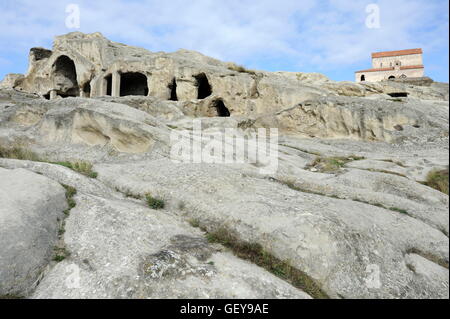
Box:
0;34;448;299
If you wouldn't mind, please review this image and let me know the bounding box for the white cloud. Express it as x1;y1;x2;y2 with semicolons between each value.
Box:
0;0;448;79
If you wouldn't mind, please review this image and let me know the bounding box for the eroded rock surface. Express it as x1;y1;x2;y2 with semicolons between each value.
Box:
0;168;67;297
0;32;448;299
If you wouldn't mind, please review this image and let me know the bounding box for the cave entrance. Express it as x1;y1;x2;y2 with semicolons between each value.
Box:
105;74;112;96
212;100;230;117
168;78;178;101
194;73;212;99
120;72;148;96
82;82;91;97
388;92;408;98
53;55;79;97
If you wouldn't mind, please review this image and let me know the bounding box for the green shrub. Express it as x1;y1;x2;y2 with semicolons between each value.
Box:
62;184;77;214
206;226;329;299
308;156;364;173
53;247;70;262
145;194;165;210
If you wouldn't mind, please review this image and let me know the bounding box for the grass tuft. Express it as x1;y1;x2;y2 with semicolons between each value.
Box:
0;144;98;178
145;194;165;210
0;144;41;161
389;207;409;214
205;226;329;299
424;168;449;195
226;62;257;75
53;161;98;178
53;247;70;262
406;248;449;269
308;156;364;173
62;184;77;215
189;218;200;228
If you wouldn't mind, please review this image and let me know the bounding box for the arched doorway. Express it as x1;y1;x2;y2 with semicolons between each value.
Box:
194;73;212;99
388;76;396;80
120;72;148;96
168;78;178;101
53;55;79;97
104;74;112;96
360;75;366;81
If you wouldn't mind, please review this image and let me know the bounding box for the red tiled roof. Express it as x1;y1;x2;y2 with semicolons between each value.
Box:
356;67;393;73
355;65;424;73
371;48;422;58
400;65;425;70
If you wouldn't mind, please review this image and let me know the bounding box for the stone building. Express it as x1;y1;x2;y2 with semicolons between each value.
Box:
355;49;424;82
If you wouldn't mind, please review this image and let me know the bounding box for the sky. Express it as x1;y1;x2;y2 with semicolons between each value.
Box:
0;0;448;82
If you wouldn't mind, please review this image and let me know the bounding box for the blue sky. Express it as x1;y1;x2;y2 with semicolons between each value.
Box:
0;0;448;82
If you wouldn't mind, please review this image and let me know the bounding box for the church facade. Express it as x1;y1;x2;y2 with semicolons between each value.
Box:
355;49;424;82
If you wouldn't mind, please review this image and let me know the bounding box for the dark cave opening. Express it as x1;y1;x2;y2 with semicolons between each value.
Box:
105;74;112;96
213;100;230;117
53;55;79;97
120;72;149;96
169;78;178;101
388;92;408;98
194;73;212;99
82;82;91;97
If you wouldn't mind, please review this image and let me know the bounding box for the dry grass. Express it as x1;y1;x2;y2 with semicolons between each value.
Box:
308;156;364;173
53;185;77;263
407;248;449;269
0;144;98;178
206;226;329;299
0;144;41;161
424;168;449;195
226;62;257;75
53;161;98;178
188;218;201;228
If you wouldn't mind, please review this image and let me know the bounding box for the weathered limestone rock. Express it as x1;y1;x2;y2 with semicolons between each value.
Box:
0;168;67;297
31;193;311;299
93;160;448;299
0;32;448;299
0;74;24;90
